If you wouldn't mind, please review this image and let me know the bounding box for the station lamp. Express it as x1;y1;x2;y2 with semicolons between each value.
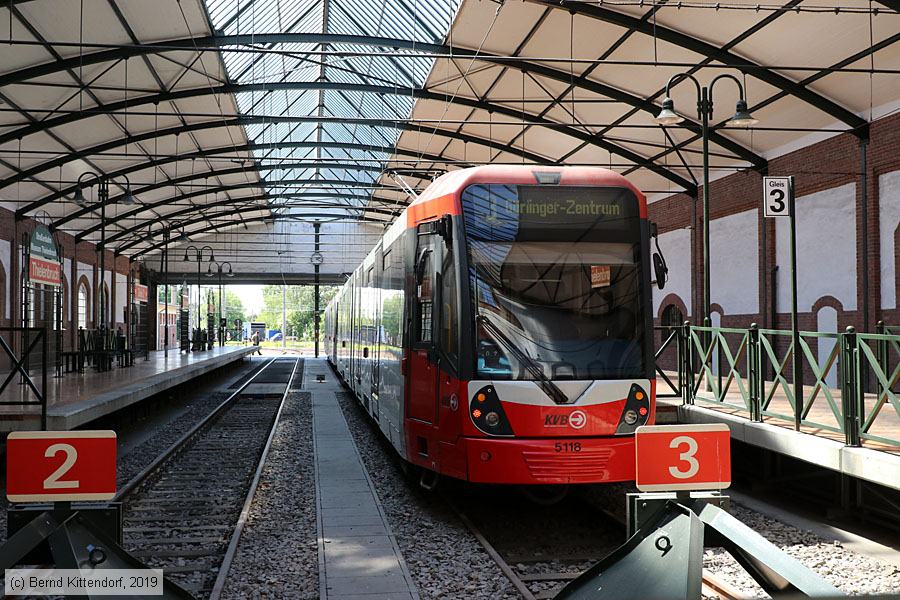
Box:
652;72;758;340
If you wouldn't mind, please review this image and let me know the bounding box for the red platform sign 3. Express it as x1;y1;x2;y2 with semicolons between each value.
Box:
634;424;730;492
6;431;117;502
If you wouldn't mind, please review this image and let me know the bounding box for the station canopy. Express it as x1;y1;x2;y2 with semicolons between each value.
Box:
0;0;897;269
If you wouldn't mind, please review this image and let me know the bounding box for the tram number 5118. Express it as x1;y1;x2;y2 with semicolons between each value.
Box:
634;424;730;492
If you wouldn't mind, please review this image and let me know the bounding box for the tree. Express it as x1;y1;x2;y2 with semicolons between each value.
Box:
222;289;247;327
258;285;338;340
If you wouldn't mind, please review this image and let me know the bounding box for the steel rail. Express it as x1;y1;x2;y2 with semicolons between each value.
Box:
445;498;537;600
208;357;301;599
116;356;278;500
451;490;745;600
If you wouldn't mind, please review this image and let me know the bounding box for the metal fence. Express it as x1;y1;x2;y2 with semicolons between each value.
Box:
657;321;900;448
0;327;48;429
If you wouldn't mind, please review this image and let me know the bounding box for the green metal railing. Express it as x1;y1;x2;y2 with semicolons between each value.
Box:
657;321;900;448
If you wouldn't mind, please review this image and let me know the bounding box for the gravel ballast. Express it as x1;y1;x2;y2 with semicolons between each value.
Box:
337;391;520;600
220;390;318;599
702;501;900;597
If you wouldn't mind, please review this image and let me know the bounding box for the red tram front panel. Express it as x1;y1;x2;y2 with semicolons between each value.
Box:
329;165;656;487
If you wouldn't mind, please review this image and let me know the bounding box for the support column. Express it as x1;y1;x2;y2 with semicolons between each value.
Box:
315;222;321;358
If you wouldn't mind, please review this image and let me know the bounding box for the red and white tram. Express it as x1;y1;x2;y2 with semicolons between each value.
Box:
324;165;656;485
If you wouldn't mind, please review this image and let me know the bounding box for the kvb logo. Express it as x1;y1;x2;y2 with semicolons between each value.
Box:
568;410;587;429
543;410;587;429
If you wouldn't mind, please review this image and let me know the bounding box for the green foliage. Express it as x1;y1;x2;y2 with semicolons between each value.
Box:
222;289;247;326
256;285;338;340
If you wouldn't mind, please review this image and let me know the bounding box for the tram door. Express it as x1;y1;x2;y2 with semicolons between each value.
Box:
407;228;441;424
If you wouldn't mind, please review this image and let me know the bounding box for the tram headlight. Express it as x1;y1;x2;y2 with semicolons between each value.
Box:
615;384;651;435
470;386;514;436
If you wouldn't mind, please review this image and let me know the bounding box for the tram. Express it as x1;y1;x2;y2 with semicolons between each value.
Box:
324;165;659;485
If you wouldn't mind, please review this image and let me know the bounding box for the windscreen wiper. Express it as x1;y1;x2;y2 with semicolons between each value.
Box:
477;314;570;405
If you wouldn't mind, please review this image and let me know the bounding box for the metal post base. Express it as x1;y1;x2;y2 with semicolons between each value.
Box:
1;504;193;599
555;493;843;600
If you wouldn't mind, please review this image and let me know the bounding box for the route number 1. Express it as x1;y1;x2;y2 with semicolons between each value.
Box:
763;176;793;218
634;424;730;492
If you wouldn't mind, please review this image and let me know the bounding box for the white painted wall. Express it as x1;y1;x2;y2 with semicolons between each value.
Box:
0;238;9;320
879;170;900;310
154;221;385;277
115;273;127;323
652;227;692;318
63;257;71;318
776;183;857;312
816;306;839;388
711;209;759;315
77;261;92;322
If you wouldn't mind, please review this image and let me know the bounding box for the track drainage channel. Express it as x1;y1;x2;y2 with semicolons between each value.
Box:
121;357;300;598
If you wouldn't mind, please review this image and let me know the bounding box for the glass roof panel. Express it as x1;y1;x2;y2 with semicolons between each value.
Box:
204;0;461;218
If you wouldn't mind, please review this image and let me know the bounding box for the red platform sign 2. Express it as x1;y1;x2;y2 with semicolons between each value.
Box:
6;431;117;502
634;424;731;492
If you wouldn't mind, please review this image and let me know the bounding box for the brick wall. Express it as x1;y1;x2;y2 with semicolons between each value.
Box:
650;110;900;336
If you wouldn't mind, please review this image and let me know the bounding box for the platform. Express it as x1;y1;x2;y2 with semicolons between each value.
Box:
676;402;900;493
307;359;419;600
0;346;259;431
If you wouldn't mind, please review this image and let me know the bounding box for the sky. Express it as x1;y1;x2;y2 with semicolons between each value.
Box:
228;284;264;314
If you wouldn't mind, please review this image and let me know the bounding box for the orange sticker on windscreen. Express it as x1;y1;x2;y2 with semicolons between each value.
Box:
591;265;611;288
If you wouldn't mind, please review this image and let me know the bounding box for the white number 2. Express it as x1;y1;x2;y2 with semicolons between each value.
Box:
43;443;79;489
668;436;699;479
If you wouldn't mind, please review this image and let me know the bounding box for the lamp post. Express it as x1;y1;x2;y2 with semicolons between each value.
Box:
151;222;186;356
182;245;214;351
654;73;758;332
205;260;233;347
73;172;137;330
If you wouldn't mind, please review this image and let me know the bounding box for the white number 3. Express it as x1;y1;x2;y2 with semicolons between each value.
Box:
43;443;79;489
668;436;699;479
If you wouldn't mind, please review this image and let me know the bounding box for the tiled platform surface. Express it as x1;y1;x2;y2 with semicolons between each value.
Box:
676;402;900;492
0;345;258;431
307;359;419;600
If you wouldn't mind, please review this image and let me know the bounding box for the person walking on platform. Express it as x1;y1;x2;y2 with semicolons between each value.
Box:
251;330;262;355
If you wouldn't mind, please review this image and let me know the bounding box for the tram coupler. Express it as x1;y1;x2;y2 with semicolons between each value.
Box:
554;492;843;600
0;502;194;599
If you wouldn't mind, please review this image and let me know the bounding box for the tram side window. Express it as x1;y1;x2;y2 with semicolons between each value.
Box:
439;253;458;363
416;252;433;345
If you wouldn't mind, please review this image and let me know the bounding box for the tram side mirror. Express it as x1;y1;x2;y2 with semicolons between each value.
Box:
417;215;453;246
650;222;669;290
438;214;453;246
415;249;432;284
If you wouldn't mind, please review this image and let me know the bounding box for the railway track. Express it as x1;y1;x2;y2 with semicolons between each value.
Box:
116;356;301;599
450;492;747;600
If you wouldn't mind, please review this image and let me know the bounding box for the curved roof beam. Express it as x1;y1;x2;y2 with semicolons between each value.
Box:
0;33;765;167
8;82;696;211
26;141;453;220
131;210;390;259
57;161;392;231
531;0;867;134
10;112;553;218
85;177;412;245
111;196;402;252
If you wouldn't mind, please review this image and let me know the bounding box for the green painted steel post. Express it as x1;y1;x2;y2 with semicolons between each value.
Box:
875;320;887;380
841;326;861;446
749;323;760;421
683;321;694;405
788;177;802;431
675;320;684;401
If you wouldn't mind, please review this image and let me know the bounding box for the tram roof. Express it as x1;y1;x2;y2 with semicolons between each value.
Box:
0;0;897;270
